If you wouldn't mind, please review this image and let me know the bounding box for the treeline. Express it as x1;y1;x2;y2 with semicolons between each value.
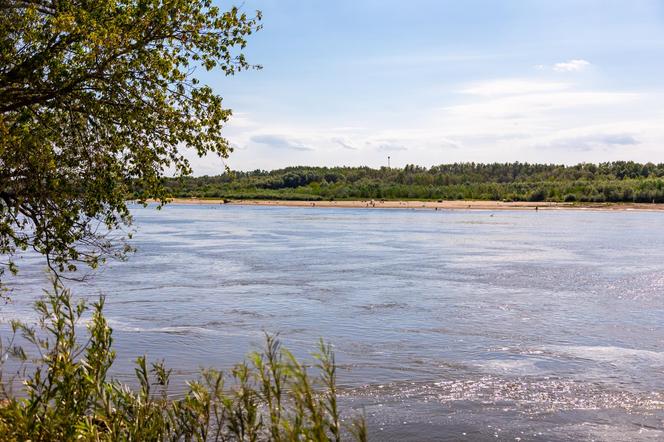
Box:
161;161;664;203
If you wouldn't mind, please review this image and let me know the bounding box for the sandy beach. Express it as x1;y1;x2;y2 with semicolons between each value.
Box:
161;198;664;211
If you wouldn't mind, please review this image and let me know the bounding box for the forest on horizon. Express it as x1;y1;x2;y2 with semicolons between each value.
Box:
161;161;664;203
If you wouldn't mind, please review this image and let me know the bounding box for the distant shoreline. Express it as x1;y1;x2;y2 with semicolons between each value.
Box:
156;198;664;211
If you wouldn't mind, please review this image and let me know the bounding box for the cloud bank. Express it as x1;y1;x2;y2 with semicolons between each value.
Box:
250;134;314;151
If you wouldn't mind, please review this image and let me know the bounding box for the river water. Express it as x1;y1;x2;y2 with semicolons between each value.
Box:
3;204;664;440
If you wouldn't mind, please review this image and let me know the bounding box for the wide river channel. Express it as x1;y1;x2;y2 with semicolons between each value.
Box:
3;204;664;441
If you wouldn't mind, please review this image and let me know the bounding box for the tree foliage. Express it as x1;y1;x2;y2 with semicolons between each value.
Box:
0;0;261;282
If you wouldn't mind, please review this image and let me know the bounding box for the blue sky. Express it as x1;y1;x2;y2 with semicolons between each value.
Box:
189;0;664;173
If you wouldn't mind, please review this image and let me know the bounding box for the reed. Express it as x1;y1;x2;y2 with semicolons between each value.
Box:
0;280;366;441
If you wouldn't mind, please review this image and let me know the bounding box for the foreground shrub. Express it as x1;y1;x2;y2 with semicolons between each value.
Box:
0;282;366;441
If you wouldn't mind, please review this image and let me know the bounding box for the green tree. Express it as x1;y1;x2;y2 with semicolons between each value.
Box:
0;0;261;282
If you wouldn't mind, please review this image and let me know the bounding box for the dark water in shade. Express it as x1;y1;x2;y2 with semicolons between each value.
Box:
3;204;664;440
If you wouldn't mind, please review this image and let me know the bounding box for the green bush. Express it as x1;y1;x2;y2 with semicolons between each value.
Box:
0;282;366;441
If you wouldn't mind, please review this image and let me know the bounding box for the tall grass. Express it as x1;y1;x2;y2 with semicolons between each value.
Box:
0;281;366;441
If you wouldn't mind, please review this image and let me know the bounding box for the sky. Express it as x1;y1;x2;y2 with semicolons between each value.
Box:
189;0;664;174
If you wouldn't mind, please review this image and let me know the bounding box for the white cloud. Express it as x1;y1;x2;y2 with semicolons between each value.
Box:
225;112;258;129
553;59;591;72
376;142;407;152
250;134;314;151
439;138;462;149
366;140;408;152
542;133;640;151
444;91;639;121
331;137;357;150
460;79;572;96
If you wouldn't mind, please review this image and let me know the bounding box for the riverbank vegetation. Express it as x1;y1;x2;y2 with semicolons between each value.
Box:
163;162;664;203
0;281;365;441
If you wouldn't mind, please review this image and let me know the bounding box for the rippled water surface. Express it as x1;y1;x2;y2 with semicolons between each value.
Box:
4;204;664;440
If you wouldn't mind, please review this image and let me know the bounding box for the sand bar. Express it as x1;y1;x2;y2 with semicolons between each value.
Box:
158;198;664;211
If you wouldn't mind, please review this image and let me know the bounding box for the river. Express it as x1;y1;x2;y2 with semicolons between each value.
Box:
3;204;664;441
